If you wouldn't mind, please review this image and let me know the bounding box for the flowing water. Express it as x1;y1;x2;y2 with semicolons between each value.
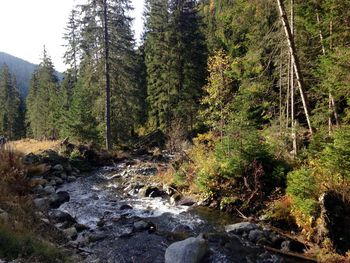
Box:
57;157;310;263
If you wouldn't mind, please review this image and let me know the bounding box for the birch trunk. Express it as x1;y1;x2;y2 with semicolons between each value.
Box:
316;12;339;134
276;0;313;135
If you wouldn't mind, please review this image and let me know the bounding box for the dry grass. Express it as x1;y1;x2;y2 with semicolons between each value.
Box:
8;139;60;154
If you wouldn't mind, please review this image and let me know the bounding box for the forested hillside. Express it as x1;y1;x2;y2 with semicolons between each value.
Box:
1;0;350;259
0;52;37;96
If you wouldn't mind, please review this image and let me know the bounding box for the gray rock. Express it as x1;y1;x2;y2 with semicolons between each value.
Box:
54;177;64;185
88;232;109;242
225;222;258;234
248;229;265;243
178;198;196;206
48;180;56;186
170;193;182;206
116;226;134;238
22;153;40;165
43;186;56;195
67;176;77;182
49;210;76;224
60;172;68;179
53;164;64;172
165;234;208;263
120;204;133;210
133;220;150;231
50;191;70;208
34;198;50;210
138;186;163;198
62;227;78;240
0;209;9;223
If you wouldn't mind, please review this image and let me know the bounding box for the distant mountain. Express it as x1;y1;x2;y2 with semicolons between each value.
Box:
0;51;63;97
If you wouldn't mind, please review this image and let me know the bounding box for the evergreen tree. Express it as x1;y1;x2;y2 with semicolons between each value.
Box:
0;64;24;139
26;48;61;139
73;0;139;146
145;0;207;133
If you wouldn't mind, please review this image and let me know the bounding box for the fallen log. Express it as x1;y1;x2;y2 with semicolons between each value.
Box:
264;246;317;262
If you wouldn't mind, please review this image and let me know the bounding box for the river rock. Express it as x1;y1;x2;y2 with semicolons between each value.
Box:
178;198;196;207
63;227;78;240
225;222;258;234
43;185;56;195
138;186;163;198
49;210;76;224
116;226;134;238
88;232;109;242
248;229;265;243
34;197;50;210
67;176;77;182
60;172;68;180
133;220;150;231
53;164;64;172
30;178;48;187
22;153;40;165
164;234;208;263
120;204;133;210
170;193;182;206
50;191;70;208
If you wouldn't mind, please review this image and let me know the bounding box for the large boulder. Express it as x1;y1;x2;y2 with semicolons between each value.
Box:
48;210;76;224
165;234;208;263
50;191;70;208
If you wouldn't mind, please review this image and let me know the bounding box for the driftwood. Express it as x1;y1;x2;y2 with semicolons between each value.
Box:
264;246;317;262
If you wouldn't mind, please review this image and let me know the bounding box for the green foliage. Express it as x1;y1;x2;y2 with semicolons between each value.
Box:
26;48;61;139
62;67;100;144
286;167;319;219
145;0;207;133
0;64;25;139
321;126;350;181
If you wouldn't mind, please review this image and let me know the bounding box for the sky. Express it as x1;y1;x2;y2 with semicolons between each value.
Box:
0;0;145;72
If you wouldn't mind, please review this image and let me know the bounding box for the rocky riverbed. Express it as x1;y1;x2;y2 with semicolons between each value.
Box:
33;154;314;263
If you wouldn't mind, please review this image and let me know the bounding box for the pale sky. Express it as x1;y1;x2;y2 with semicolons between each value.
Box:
0;0;145;72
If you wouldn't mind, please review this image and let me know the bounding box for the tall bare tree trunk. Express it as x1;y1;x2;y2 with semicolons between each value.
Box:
316;12;339;134
279;52;283;136
103;0;112;150
290;0;297;155
276;0;313;135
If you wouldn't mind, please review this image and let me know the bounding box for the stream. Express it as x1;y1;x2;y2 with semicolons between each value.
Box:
56;156;310;263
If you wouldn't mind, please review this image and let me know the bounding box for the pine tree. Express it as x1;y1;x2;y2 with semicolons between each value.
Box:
74;0;139;147
0;64;23;139
145;0;207;133
26;48;61;139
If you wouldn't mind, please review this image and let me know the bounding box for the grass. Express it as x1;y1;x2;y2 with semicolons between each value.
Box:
0;147;69;262
0;224;67;263
8;139;60;154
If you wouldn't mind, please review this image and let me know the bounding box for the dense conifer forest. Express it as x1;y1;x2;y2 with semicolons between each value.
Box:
1;0;350;260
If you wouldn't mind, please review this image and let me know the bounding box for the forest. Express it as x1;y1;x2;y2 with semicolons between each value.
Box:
1;0;350;261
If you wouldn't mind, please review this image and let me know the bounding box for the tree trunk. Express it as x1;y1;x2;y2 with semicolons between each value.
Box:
103;0;112;150
316;11;339;134
276;0;313;135
290;0;297;156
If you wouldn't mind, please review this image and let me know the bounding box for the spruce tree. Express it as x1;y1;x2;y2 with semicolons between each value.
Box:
0;64;23;139
26;48;61;139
